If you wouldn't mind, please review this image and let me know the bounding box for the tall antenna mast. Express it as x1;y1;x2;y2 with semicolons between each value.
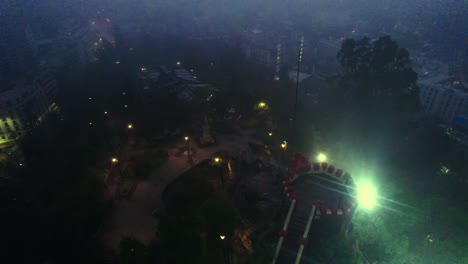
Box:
292;35;304;135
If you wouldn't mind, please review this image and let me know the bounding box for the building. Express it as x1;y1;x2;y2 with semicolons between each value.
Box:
419;81;468;122
0;71;58;148
417;58;468;122
241;28;284;78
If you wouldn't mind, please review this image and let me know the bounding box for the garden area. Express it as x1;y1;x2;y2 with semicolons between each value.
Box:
118;148;168;198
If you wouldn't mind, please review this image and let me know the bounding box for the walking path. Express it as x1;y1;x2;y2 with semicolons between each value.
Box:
98;132;254;251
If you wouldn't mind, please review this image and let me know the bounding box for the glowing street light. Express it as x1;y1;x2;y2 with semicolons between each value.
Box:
176;61;181;65
258;101;267;109
104;111;108;115
268;132;273;137
184;136;190;159
317;153;327;163
281;141;287;149
356;181;377;210
280;141;287;164
111;157;118;163
219;235;226;240
127;124;133;129
214;157;221;163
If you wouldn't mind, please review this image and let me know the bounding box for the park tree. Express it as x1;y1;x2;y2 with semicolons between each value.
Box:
337;35;418;110
334;35;419;157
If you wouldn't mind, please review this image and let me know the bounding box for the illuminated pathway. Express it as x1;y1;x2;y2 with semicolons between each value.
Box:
98;129;256;251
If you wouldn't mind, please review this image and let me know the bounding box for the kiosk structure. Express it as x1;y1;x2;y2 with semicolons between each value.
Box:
272;153;357;264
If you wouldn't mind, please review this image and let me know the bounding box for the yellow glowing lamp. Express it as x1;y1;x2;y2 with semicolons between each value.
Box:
184;136;189;141
281;141;287;149
258;102;266;108
219;235;226;240
214;157;221;163
127;124;133;129
111;158;118;163
317;153;327;162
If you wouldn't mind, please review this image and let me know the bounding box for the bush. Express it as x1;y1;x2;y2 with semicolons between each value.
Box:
119;178;136;198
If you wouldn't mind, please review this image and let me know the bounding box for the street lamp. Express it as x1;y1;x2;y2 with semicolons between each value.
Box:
213;157;225;190
219;235;226;240
268;132;273;137
317;153;327;163
258;101;267;109
111;157;118;163
184;136;190;159
127;124;133;129
281;141;287;164
281;141;287;150
356;181;377;210
176;61;181;65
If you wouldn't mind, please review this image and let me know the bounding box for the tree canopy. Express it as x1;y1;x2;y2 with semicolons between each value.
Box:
336;35;419;118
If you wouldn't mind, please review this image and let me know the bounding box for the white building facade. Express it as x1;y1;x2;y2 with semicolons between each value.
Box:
0;72;58;147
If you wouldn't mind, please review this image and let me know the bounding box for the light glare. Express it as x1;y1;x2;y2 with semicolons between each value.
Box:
357;181;377;209
317;153;327;162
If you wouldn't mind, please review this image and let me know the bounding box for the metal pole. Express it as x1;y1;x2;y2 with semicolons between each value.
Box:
292;36;304;140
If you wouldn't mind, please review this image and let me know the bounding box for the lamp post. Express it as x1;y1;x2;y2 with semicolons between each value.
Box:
281;141;287;165
219;234;229;264
111;157;122;178
214;157;224;191
184;136;190;160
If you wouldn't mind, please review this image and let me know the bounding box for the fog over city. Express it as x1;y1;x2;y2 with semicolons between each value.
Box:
1;1;467;264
